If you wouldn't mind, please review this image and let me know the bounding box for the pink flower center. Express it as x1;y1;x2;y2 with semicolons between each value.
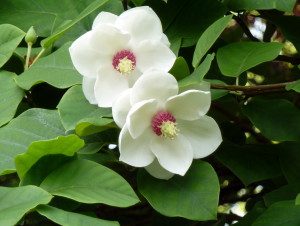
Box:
151;111;179;139
112;50;136;75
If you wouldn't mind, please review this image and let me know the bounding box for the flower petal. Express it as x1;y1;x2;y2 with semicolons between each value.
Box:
134;40;176;72
166;90;211;120
160;33;171;47
145;158;174;180
112;89;132;128
130;70;178;105
69;32;105;78
119;125;155;167
90;24;131;55
127;99;158;139
115;6;163;43
94;65;129;107
178;116;222;159
82;77;97;105
150;134;193;176
92;12;118;29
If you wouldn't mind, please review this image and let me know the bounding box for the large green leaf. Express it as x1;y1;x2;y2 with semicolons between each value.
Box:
286;80;300;93
278;142;300;183
137;161;220;221
253;201;300;226
0;71;24;127
57;85;113;135
40;159;139;207
296;194;300;205
0;24;25;67
15;135;84;179
216;42;283;77
242;98;300;141
0;185;52;226
193;15;233;68
214;142;281;186
15;43;81;90
41;0;111;48
223;0;297;12
0;108;65;175
37;205;119;226
169;57;190;81
261;15;300;52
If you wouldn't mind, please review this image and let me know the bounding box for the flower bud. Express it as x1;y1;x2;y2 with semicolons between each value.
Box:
25;26;37;45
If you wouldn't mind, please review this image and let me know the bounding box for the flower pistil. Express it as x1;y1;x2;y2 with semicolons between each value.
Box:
113;50;136;75
152;111;179;139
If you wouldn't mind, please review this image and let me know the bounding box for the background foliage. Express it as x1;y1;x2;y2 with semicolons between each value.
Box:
0;0;300;225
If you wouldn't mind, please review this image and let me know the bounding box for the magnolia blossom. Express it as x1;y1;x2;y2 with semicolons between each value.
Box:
113;70;222;179
69;6;176;107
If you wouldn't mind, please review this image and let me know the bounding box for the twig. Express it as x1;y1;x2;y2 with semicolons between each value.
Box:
122;0;128;10
233;15;260;42
275;55;300;65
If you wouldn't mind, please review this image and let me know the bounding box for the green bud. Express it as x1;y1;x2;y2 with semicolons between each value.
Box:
25;26;37;45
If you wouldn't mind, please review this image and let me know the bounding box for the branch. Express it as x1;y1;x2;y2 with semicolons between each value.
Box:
122;0;128;10
211;81;297;96
275;55;300;65
233;15;260;42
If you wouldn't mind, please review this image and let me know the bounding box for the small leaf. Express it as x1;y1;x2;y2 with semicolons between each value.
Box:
40;159;139;207
286;80;300;92
242;98;300;141
296;194;300;205
169;57;190;81
0;24;25;67
179;54;214;87
15;43;82;90
57;85;113;135
0;185;52;226
0;109;65;175
138;161;220;221
37;205;119;226
0;71;24;127
15;135;84;179
217;42;283;77
193;14;233;68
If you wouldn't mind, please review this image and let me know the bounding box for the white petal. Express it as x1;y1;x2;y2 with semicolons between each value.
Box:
69;32;105;78
94;65;129;107
115;6;163;43
150;134;193;176
119;125;155;167
92;12;118;29
160;33;171;47
127;67;142;87
82;77;97;105
130;70;178;105
178;116;222;159
166;90;211;120
134;40;176;72
145;158;174;180
127;99;158;139
112;89;132;128
90;24;131;55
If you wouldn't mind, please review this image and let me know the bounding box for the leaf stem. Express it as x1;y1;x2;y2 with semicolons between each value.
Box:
30;48;46;67
24;43;32;70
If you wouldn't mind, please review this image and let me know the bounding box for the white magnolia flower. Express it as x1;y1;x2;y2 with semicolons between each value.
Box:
69;6;176;107
113;70;222;179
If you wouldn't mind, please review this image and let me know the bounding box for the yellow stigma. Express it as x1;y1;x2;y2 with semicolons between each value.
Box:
116;57;134;75
159;121;179;139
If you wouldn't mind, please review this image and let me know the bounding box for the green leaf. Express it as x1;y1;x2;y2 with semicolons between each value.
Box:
179;54;214;87
0;71;24;127
57;85;113;135
37;205;119;226
0;109;65;175
242;98;300;141
41;0;111;48
279;142;300;183
0;24;25;67
223;0;297;12
169;57;190;81
296;194;300;205
40;159;139;207
253;201;300;226
15;135;84;179
261;15;300;52
214;142;281;186
138;161;220;221
193;15;233;68
263;183;300;207
15;43;82;90
286;80;300;92
205;79;229;100
217;42;283;77
0;185;52;226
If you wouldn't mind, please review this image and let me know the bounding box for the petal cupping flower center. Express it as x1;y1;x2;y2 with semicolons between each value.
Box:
112;50;136;75
151;111;179;139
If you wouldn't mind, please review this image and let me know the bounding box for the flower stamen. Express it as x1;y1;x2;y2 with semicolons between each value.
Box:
152;111;179;139
113;50;136;75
